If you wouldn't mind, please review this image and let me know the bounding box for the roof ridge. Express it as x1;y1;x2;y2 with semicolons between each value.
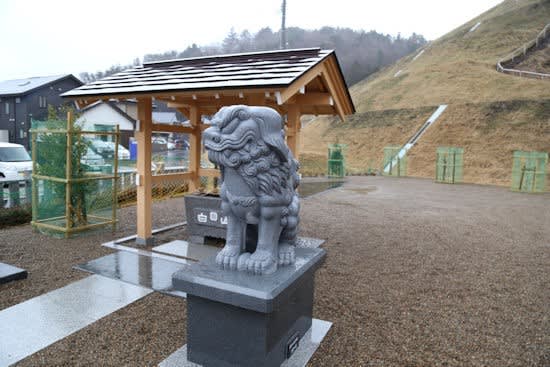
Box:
143;48;328;67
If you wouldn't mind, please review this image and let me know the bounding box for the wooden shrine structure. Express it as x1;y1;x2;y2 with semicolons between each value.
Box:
63;48;355;244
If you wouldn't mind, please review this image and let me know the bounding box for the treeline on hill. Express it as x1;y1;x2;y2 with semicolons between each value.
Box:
80;27;426;86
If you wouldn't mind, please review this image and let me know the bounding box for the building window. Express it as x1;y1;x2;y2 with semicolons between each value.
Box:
39;96;47;108
15;98;21;104
4;102;9;115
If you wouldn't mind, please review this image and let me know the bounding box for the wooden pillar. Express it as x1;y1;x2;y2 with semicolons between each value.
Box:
286;104;301;159
136;97;153;245
188;105;201;192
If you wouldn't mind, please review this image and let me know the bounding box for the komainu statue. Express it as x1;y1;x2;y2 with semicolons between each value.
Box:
203;105;300;275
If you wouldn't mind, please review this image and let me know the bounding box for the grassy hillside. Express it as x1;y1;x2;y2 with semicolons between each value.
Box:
301;0;550;186
407;100;550;185
350;0;550;111
300;107;434;175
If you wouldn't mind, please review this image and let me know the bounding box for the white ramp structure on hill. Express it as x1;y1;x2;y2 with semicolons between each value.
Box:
383;104;448;174
469;22;482;33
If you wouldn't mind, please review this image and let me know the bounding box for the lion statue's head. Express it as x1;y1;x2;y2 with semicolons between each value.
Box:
204;105;299;199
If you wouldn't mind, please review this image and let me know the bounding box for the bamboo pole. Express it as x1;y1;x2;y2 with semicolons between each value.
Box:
31;131;38;221
29;129;120;136
65;111;73;237
112;125;120;232
452;151;456;184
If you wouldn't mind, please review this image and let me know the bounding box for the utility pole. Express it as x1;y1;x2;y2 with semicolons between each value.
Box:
280;0;287;49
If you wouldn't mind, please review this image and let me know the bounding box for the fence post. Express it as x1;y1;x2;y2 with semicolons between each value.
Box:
65;111;73;237
32;130;38;220
112;125;119;232
9;181;20;207
25;179;31;206
0;181;4;208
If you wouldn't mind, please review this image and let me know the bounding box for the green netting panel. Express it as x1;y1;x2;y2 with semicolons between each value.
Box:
435;147;464;184
511;151;547;193
327;144;346;178
31;119;118;237
383;146;407;176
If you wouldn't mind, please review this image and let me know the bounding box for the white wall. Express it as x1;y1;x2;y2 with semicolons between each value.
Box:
76;103;134;131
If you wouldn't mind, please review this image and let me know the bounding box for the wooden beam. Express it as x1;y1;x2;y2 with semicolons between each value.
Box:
136;97;153;244
65;88;283;105
280;63;323;104
151;172;193;184
286;104;301;159
248;94;265;105
199;168;220;177
321;63;346;122
175;107;190;120
288;92;333;106
151;123;194;134
188;106;202;191
166;96;246;107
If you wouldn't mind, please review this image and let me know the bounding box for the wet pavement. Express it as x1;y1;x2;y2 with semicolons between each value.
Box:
299;179;345;197
0;275;151;366
75;251;190;298
152;240;220;261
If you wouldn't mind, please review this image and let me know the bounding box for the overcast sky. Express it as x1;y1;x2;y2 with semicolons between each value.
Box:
0;0;502;81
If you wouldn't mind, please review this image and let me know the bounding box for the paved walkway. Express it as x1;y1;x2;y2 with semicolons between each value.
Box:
0;275;151;366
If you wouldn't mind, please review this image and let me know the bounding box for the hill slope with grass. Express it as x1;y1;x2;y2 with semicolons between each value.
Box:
302;0;550;186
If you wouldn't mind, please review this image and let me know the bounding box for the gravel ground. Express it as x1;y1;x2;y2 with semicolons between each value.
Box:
1;176;549;366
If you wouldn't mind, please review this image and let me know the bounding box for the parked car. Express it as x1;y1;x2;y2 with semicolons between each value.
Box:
103;142;130;160
80;147;105;167
0;143;32;180
86;138;115;158
152;137;167;152
174;138;190;150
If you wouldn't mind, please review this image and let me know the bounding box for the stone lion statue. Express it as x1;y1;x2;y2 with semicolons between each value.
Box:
203;105;300;275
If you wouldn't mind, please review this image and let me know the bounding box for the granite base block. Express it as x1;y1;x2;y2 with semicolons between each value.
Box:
172;247;326;367
158;319;332;367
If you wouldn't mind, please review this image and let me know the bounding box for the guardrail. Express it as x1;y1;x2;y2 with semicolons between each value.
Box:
496;23;550;80
0;178;32;208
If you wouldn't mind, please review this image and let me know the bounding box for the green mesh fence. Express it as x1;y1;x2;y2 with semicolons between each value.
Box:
327;144;346;178
31;119;118;237
383;146;406;176
435;147;464;184
510;151;547;193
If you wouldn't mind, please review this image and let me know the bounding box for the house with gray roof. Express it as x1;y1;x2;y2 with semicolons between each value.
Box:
0;74;82;148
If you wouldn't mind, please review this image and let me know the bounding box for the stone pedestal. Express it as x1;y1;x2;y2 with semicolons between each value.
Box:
172;247;326;367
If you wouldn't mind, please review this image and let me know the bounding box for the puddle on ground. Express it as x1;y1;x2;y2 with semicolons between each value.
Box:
299;180;345;197
346;186;378;195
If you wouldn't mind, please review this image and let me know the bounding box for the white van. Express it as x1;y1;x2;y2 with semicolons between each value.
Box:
0;143;33;180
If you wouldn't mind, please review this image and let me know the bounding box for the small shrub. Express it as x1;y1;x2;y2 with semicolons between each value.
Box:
0;205;32;228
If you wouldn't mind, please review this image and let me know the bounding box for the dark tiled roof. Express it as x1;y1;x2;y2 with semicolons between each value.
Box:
62;48;333;98
0;74;82;97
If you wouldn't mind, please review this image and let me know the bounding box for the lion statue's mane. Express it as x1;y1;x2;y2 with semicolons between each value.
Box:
203;105;300;275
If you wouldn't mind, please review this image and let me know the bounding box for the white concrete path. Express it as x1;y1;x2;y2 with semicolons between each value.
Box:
0;275;151;366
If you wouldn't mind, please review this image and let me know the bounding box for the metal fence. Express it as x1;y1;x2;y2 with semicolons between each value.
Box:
496;23;550;80
1;178;32;208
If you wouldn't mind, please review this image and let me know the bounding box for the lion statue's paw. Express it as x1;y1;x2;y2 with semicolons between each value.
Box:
278;244;296;266
246;249;277;275
216;245;241;271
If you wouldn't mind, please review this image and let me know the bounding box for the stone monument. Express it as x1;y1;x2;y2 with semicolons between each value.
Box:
173;105;326;366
